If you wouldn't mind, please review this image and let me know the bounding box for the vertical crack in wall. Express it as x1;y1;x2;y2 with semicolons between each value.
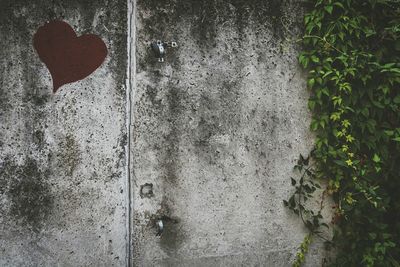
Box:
126;0;136;265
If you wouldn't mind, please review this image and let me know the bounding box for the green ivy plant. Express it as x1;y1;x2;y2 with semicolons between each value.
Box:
286;0;400;266
284;154;330;266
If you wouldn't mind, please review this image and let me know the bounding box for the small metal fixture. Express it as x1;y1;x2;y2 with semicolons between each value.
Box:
156;219;164;236
151;40;177;62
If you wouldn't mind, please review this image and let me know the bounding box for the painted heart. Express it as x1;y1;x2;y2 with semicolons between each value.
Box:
33;20;107;93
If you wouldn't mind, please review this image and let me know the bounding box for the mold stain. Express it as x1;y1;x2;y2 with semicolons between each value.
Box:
59;134;81;177
158;215;183;254
162;85;189;184
0;157;53;231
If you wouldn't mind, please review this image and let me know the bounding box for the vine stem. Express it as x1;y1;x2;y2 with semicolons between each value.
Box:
302;35;346;55
297;165;332;243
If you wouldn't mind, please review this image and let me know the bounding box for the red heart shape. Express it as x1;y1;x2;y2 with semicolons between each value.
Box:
33;20;107;93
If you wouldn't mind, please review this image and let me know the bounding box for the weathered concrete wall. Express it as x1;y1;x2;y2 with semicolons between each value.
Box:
0;0;331;266
0;0;128;266
131;0;329;266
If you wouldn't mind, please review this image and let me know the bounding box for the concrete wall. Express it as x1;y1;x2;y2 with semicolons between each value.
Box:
0;0;331;266
131;0;329;266
0;0;128;266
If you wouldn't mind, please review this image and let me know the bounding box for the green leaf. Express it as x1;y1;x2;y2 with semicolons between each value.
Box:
372;100;384;108
364;28;376;37
311;55;320;63
361;108;369;117
322;70;333;78
393;95;400;104
369;233;377;240
372;154;380;163
299;54;309;68
334;160;347;167
311;120;319;131
308;78;315;88
324;5;333;14
308;100;316;110
384;130;394;136
321;88;329;96
333;2;344;9
382;63;396;69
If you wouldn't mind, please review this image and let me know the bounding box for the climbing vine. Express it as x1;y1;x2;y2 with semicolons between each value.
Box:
286;0;400;266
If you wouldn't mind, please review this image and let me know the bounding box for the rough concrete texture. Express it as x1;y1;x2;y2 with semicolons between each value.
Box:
0;0;128;266
0;0;333;266
131;0;331;266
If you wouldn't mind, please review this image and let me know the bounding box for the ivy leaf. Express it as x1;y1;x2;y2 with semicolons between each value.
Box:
393;95;400;104
291;178;297;186
361;108;369;117
299;54;309;68
384;130;394;136
322;70;333;78
311;55;320;63
308;78;315;88
333;2;344;9
372;100;384;108
381;68;400;74
321;88;329;96
373;154;380;163
364;28;376;37
382;63;396;69
324;5;333;14
308;100;316;110
334;160;347;167
311;120;319;131
369;233;377;240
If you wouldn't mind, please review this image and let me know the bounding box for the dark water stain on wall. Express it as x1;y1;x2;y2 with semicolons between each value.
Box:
230;0;284;37
0;158;53;231
149;197;186;255
159;215;184;255
160;85;189;184
138;0;286;51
